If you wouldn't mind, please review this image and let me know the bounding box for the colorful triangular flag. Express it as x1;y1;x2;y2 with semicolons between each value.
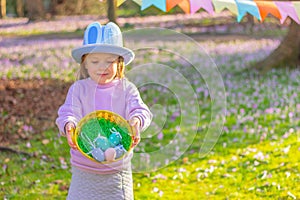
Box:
190;0;214;14
254;0;281;22
212;0;238;15
132;0;142;6
178;0;190;14
166;0;183;11
235;0;261;22
117;0;127;7
292;1;300;20
141;0;167;12
275;1;300;24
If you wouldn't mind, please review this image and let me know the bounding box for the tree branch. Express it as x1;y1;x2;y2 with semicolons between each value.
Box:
0;146;33;157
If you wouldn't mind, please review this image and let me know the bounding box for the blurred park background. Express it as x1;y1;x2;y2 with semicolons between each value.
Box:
0;0;299;199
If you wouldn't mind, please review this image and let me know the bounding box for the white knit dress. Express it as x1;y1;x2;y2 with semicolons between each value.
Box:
67;166;133;200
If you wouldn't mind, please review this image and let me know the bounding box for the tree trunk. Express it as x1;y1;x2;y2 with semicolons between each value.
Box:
75;0;84;15
107;0;117;24
16;0;24;17
0;0;6;18
25;0;45;21
255;21;300;73
49;0;58;16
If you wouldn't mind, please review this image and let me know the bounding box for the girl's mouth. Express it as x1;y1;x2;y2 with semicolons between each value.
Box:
97;73;108;76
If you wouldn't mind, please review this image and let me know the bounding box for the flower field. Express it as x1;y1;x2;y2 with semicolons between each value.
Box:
0;16;299;199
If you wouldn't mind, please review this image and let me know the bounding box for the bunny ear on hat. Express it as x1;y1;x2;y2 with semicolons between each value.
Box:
72;22;135;65
83;22;102;45
103;22;123;46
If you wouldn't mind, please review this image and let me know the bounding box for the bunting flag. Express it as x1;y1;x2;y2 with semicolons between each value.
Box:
190;0;214;14
141;0;166;11
254;1;281;22
132;0;142;6
235;0;261;22
116;0;300;24
275;1;300;24
117;0;127;7
166;0;183;11
293;2;300;19
212;0;238;15
178;0;190;14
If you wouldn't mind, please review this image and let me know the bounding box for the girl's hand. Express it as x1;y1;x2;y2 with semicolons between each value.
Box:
65;122;78;150
129;117;141;147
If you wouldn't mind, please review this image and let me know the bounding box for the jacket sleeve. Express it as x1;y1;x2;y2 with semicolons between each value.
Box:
125;80;153;132
56;82;82;135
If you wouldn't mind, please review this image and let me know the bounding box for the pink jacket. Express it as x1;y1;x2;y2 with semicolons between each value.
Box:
56;77;152;174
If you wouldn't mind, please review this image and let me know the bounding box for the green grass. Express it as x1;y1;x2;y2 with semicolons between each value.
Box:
1;68;299;199
134;132;300;199
0;130;70;199
1;122;299;199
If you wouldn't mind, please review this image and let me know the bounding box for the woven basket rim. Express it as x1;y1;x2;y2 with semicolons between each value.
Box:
73;110;135;164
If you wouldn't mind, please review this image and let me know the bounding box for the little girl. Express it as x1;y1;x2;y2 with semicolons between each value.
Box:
56;22;152;200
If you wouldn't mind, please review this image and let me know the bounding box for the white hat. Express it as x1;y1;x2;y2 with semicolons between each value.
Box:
72;22;135;65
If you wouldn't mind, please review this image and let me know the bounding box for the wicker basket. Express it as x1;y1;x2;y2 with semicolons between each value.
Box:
72;110;135;164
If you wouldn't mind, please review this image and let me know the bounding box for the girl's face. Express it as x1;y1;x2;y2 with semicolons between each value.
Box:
84;53;119;85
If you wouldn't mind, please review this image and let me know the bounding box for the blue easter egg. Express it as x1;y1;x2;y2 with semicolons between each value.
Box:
95;136;111;151
91;148;105;162
114;145;127;159
109;132;122;147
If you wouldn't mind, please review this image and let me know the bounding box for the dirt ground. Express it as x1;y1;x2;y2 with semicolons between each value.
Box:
0;78;71;146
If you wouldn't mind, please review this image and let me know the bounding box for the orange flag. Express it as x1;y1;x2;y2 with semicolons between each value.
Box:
178;0;191;14
254;1;281;21
166;0;183;11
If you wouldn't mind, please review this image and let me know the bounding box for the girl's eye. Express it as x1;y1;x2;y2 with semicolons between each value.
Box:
91;61;99;64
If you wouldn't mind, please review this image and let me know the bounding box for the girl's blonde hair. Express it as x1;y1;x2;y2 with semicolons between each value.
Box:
78;54;125;80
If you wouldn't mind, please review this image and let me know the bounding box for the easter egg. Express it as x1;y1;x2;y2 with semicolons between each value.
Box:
91;148;105;162
95;136;111;151
114;145;127;159
109;132;122;147
105;148;116;162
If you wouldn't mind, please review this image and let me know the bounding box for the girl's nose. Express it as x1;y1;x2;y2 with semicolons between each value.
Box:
97;63;110;70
